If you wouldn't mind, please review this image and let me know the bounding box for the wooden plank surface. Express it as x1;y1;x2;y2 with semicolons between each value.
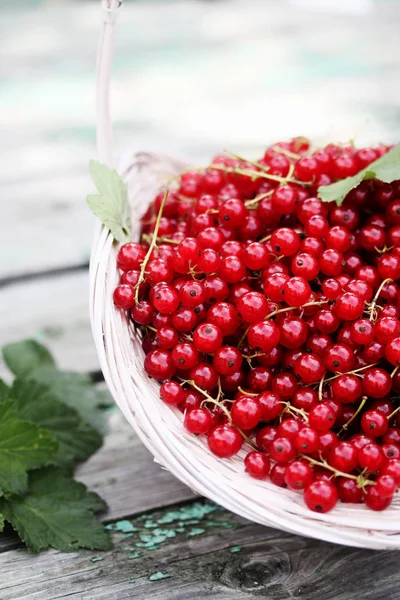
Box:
0;271;97;377
1;497;399;600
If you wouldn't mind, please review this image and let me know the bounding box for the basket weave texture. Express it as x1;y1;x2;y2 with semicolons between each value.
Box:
90;0;400;550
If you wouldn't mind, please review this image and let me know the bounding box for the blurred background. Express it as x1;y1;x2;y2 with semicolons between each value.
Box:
1;0;400;373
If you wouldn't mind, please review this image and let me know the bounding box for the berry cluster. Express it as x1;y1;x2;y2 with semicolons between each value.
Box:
113;138;400;514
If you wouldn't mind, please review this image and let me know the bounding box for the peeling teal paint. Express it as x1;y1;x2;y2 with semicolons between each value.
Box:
128;551;142;560
187;527;206;537
149;571;170;581
91;557;104;563
230;546;242;553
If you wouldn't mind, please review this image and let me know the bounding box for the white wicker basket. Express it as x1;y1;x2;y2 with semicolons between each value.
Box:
90;0;400;550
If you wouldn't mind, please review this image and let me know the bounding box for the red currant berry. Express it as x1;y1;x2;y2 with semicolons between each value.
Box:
304;480;338;513
244;451;271;479
207;425;243;458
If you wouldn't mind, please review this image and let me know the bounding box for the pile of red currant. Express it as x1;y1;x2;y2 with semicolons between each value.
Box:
113;137;400;514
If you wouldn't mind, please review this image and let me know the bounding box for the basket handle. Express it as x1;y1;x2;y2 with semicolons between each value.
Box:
96;0;123;167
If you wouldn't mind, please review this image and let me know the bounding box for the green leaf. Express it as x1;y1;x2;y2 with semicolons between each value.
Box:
318;144;400;205
0;401;58;495
9;379;102;467
0;380;9;404
0;514;4;532
2;340;55;378
87;160;131;243
28;366;112;434
0;468;111;553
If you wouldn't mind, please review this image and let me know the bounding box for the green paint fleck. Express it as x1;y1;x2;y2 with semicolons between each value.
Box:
230;546;242;553
128;551;142;560
156;501;218;524
108;520;138;533
91;557;104;563
315;568;321;574
144;520;157;528
175;527;185;533
149;571;170;581
123;546;135;551
187;527;205;537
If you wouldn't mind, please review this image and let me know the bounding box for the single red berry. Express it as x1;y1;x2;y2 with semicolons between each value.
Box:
363;368;392;399
263;272;290;302
247;367;273;393
304;480;338;513
291;253;320;281
113;284;136;309
283;277;311;307
314;309;340;334
292;388;318;412
248;320;280;352
171;342;200;370
207;425;243;458
160;380;185;405
331;374;363;404
231;396;262;429
381;459;400;486
329;441;358;473
358;443;384;471
279;316;308;349
237;291;269;323
270;463;288;488
269;437;296;463
193;322;223;353
285;460;313;491
349;319;375;345
213;345;242;376
324;344;355;373
184;408;213;435
117;242;146;271
244;451;271;479
295;427;320;454
334;292;364;321
309;403;336;432
144;350;176;380
171;307;197;332
319;249;344;276
364;485;393;511
271;372;298;399
256;425;278;450
189;363;218;391
361;409;389;437
385;337;400;366
207;302;240;336
337;478;363;503
154;326;179;350
243;242;270;270
270;228;301;256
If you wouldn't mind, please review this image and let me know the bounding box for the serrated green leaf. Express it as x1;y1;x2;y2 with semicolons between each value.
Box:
9;379;102;467
87;160;131;243
28;366;112;434
0;401;58;495
318;144;400;205
0;468;111;553
2;340;55;378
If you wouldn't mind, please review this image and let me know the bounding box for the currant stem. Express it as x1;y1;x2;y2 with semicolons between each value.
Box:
212;164;288;184
391;366;399;378
225;150;269;173
189;380;258;450
238;386;258;397
244;190;274;209
369;278;393;321
318;372;325;402
141;234;180;246
271;145;301;160
264;300;328;321
135;189;169;304
339;396;367;434
387;405;400;420
301;454;375;487
324;363;378;383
